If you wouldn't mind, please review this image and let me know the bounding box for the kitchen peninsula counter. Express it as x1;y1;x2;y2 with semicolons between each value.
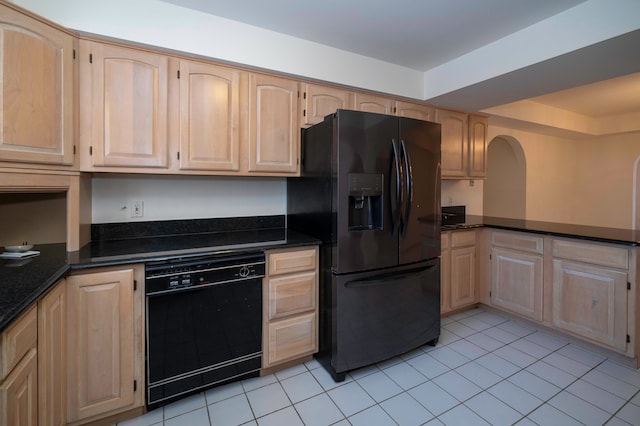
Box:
442;215;640;246
0;216;319;332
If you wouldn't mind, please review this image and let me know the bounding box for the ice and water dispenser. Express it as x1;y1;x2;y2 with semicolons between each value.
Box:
348;173;383;230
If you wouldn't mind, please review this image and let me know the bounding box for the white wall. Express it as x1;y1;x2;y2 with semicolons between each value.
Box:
91;175;286;223
441;180;484;216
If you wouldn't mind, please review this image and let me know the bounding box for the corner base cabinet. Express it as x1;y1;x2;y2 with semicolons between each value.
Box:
263;246;319;370
66;265;145;425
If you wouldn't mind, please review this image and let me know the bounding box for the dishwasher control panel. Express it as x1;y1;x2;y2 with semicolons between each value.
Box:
145;252;265;295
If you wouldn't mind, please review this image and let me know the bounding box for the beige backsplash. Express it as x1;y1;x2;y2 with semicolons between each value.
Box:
0;193;67;247
441;180;484;216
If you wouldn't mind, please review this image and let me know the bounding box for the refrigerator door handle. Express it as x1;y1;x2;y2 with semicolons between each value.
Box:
400;139;413;236
390;139;402;233
344;263;437;288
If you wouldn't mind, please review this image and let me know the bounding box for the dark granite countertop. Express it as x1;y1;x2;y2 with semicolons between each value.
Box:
1;216;319;332
442;215;640;246
0;243;69;332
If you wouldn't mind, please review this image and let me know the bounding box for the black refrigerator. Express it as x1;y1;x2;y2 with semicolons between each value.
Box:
288;109;441;381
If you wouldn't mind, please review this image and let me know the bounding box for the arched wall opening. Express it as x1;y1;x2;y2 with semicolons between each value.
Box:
483;136;527;219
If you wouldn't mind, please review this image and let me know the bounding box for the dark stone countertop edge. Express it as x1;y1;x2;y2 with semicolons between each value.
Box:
441;215;640;246
1;229;319;333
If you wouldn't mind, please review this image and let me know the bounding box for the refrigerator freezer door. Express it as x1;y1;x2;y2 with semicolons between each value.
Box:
334;110;399;274
398;118;441;264
329;259;440;377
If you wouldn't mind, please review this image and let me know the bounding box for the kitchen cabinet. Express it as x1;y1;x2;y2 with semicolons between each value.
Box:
490;231;543;321
300;83;354;127
468;114;488;178
441;230;477;314
0;3;75;169
66;265;144;424
0;305;38;426
80;40;170;170
395;101;436;121
38;279;66;426
178;59;242;171
248;73;299;174
551;239;630;353
354;93;395;115
435;109;487;179
263;246;318;369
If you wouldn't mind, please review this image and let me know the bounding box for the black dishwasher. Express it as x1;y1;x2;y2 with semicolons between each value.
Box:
145;252;264;409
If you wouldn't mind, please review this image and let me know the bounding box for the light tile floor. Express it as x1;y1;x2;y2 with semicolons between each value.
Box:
119;308;640;425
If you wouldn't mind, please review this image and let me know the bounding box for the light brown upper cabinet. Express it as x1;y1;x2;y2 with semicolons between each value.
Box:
395;101;436;122
80;40;170;170
248;73;299;174
435;109;487;179
0;3;75;168
300;83;354;127
354;93;395;115
178;60;242;171
468;114;488;178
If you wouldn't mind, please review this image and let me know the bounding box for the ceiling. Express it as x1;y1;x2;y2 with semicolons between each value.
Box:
162;0;640;117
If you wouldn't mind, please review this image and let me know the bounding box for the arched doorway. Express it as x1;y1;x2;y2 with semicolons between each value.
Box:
483;136;526;219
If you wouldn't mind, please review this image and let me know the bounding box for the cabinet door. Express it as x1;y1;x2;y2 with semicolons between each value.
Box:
353;93;395;115
0;348;37;426
468;115;488;178
248;73;299;173
268;271;317;320
435;109;468;178
0;5;74;166
396;101;436;121
82;40;169;168
178;60;241;171
301;83;353;126
66;267;143;423
38;279;66;426
552;259;628;351
450;245;476;309
491;248;543;321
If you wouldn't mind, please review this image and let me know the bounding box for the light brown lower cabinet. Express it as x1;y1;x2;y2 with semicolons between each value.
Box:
441;230;477;314
490;231;544;322
66;265;145;425
484;231;638;361
551;239;631;353
263;246;319;369
38;279;67;426
0;305;38;426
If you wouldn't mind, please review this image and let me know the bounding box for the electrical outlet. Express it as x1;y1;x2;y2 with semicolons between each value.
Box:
131;200;144;218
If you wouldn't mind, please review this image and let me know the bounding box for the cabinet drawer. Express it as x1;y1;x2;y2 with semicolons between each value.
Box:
552;239;628;270
0;306;37;381
267;312;317;365
268;271;317;320
451;230;476;248
268;247;318;276
492;231;543;254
